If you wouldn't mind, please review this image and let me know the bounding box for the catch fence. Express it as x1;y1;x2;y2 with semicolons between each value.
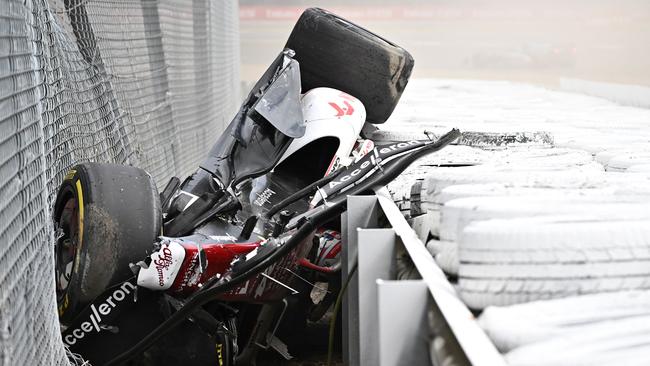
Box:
0;1;240;364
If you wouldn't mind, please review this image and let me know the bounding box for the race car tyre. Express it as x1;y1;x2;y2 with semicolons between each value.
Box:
478;290;650;353
286;7;414;124
457;217;650;309
54;163;161;323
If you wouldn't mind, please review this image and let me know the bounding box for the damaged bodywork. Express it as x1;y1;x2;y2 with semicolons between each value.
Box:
53;8;460;365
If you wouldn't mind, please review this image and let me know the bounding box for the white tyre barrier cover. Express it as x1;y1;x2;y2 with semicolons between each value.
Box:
426;239;459;276
421;169;605;212
505;316;650;366
435;245;460;277
433;199;650;276
435;184;613;208
419;169;604;236
457;217;650;309
429;172;650;209
440;196;650;242
425;238;447;257
478;290;650;353
419;171;650;237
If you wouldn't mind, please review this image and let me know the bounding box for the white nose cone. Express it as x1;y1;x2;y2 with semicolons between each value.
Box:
278;87;367;167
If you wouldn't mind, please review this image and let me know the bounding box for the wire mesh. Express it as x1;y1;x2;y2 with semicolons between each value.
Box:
0;0;240;364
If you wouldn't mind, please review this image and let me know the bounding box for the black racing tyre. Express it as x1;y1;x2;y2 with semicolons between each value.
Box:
286;7;414;124
54;163;161;323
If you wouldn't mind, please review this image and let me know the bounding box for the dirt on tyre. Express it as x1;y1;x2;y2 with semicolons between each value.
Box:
54;162;161;323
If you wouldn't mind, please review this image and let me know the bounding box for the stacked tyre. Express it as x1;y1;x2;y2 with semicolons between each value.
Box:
458;217;650;309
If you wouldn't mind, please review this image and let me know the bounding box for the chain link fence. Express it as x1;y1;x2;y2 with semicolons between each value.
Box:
0;0;240;364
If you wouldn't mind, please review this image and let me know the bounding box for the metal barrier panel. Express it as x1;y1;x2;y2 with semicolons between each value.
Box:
0;1;240;365
342;196;382;366
358;229;397;366
344;193;507;366
377;280;430;366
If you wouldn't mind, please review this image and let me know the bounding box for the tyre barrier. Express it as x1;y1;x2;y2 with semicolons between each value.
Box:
458;217;650;309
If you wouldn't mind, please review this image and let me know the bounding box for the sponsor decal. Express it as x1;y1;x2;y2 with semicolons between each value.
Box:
378;140;420;155
322;140;422;195
254;270;269;299
137;241;186;290
177;252;202;291
63;281;136;346
154;246;173;287
209;234;237;242
328;160;371;189
329;100;355;117
254;187;276;206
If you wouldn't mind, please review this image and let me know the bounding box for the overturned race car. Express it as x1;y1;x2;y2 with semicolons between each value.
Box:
53;8;460;365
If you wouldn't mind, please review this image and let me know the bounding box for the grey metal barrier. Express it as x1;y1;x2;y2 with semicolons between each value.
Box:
342;189;507;366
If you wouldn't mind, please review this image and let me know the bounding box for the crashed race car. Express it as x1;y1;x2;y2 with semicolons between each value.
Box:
53;8;460;365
